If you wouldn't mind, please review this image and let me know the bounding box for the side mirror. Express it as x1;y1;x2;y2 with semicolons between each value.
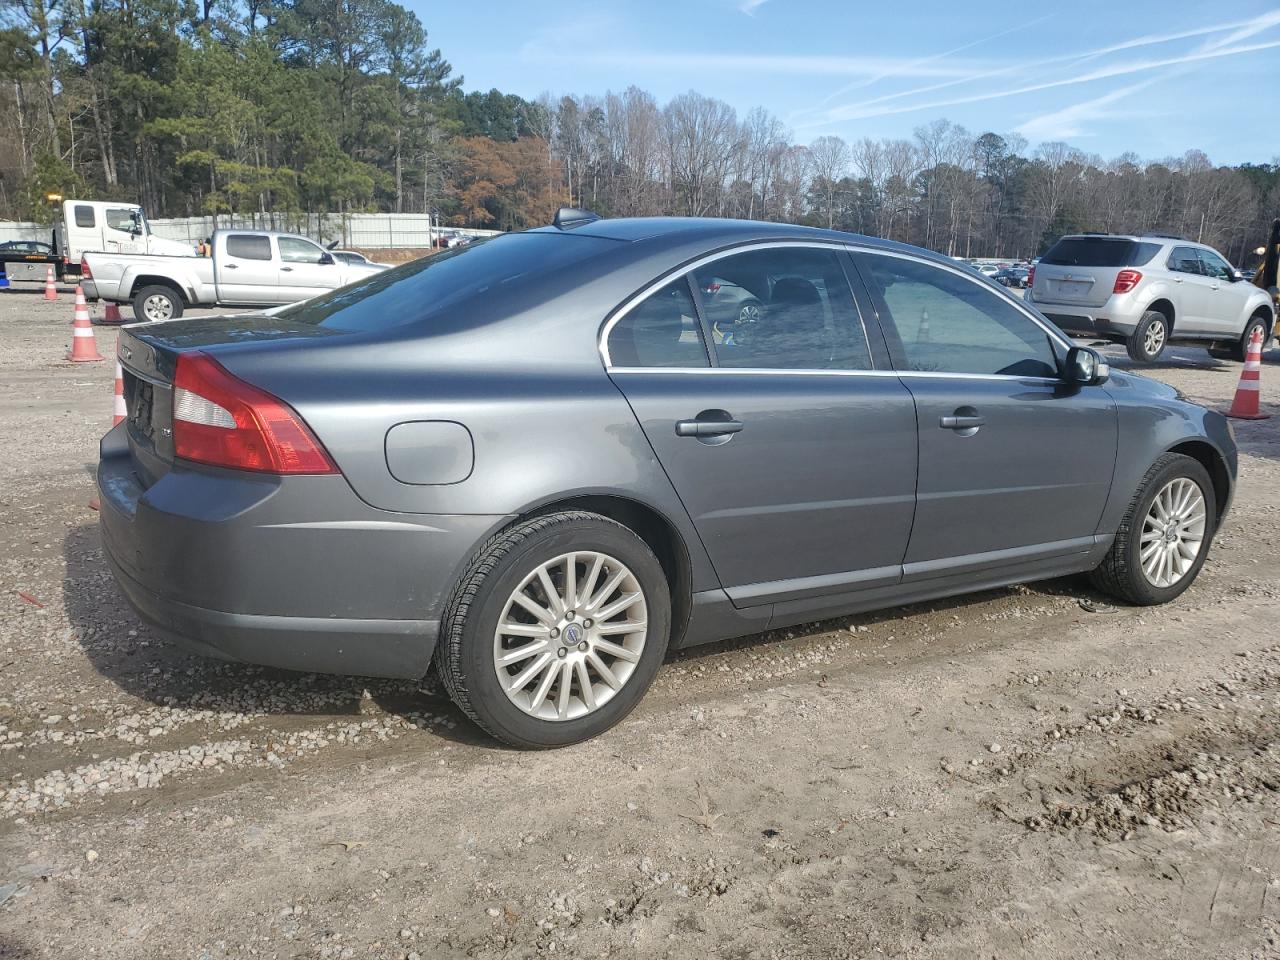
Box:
1229;270;1243;282
1064;346;1109;386
319;252;334;265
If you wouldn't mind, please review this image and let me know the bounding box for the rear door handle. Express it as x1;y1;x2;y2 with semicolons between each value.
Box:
281;266;293;272
940;415;985;429
223;263;238;269
675;418;744;438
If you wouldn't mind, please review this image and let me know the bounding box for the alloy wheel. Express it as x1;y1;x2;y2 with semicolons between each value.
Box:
143;294;174;321
1143;319;1166;356
1139;477;1206;588
492;551;648;721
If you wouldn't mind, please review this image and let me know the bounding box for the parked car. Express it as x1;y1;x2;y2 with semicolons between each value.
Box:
0;240;53;255
330;249;391;269
1027;234;1275;363
993;267;1029;288
100;213;1237;748
82;229;388;322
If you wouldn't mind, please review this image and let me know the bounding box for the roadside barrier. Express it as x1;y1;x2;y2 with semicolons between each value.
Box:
43;266;57;301
66;286;104;362
1223;327;1270;420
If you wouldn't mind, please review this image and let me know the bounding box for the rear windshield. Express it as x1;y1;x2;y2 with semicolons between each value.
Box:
1041;237;1160;267
274;233;611;332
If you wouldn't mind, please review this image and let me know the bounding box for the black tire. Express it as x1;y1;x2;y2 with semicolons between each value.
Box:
133;284;184;323
1222;311;1272;363
435;511;671;749
1126;310;1170;363
1089;453;1217;606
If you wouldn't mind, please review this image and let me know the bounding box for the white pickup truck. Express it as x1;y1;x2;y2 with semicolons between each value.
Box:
82;229;389;322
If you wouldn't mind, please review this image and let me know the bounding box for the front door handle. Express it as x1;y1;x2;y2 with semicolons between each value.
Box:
939;410;985;437
675;418;744;438
223;263;238;269
281;266;293;272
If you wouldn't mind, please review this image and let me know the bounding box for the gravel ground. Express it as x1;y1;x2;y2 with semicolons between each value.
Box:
2;281;1280;959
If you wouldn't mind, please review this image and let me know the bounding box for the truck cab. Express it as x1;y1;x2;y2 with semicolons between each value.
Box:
55;201;191;265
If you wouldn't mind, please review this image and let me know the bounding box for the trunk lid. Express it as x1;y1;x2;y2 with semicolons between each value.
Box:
1032;237;1142;308
116;314;346;485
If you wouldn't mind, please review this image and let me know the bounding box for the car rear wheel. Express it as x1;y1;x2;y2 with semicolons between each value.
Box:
133;285;184;323
1126;310;1169;363
1222;312;1271;363
435;511;671;748
1089;452;1216;605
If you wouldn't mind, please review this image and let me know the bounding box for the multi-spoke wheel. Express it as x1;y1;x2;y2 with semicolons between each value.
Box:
132;284;184;323
493;551;648;721
1126;310;1169;363
1138;478;1206;588
436;512;670;748
1091;453;1217;605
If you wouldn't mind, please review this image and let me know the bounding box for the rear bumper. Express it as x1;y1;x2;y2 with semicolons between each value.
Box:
80;279;100;301
97;423;506;679
1028;292;1142;338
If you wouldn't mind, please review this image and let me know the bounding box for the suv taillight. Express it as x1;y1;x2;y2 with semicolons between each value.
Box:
172;352;337;475
1113;269;1142;294
1027;265;1035;287
80;257;91;279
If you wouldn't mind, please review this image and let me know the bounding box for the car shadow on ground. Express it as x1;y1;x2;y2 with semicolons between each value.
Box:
61;521;498;750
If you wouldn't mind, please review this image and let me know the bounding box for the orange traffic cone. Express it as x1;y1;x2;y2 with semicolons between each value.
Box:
112;343;126;426
66;286;104;362
102;301;123;324
1223;327;1270;420
43;265;57;301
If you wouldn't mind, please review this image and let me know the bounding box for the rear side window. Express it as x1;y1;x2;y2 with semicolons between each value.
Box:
607;279;708;368
1042;237;1136;267
861;254;1059;378
1168;246;1204;275
225;235;272;261
1130;242;1161;266
74;205;95;228
691;247;871;370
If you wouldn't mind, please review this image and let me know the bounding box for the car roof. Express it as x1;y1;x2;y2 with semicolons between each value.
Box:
1058;233;1211;248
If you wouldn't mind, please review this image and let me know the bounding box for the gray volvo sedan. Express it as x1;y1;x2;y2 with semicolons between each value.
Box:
99;212;1237;747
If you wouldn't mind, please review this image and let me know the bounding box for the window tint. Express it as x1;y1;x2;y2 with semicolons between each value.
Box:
607;279;708;368
278;237;326;264
862;255;1059;378
1197;248;1233;280
225;234;272;261
1168;246;1204;275
73;205;95;229
692;247;870;370
1041;237;1135;267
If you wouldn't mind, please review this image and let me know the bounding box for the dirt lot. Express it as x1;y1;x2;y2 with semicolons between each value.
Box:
2;281;1280;959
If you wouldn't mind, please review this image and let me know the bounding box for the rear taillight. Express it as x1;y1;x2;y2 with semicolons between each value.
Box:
1113;269;1142;293
172;352;337;475
80;257;91;279
1027;265;1035;287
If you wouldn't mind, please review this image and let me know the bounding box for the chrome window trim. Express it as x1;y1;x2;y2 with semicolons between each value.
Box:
855;247;1074;354
607;365;1063;384
598;239;873;370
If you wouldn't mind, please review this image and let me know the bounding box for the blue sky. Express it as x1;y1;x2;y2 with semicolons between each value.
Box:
412;0;1280;164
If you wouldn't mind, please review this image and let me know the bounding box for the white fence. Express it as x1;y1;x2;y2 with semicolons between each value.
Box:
0;214;500;250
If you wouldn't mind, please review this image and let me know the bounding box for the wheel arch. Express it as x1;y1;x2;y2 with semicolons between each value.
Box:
518;493;695;647
1145;297;1176;333
1165;439;1230;522
128;275;190;304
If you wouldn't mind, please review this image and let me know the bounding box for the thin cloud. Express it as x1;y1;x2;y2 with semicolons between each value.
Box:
524;50;983;79
817;13;1055;107
800;12;1280;128
1015;76;1164;141
739;0;769;15
800;38;1280;126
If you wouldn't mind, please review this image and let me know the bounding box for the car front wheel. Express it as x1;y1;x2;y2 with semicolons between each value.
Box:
436;511;671;748
1089;452;1216;605
1126;310;1170;363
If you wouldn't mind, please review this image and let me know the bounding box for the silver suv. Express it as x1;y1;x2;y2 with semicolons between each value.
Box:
1027;234;1275;363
